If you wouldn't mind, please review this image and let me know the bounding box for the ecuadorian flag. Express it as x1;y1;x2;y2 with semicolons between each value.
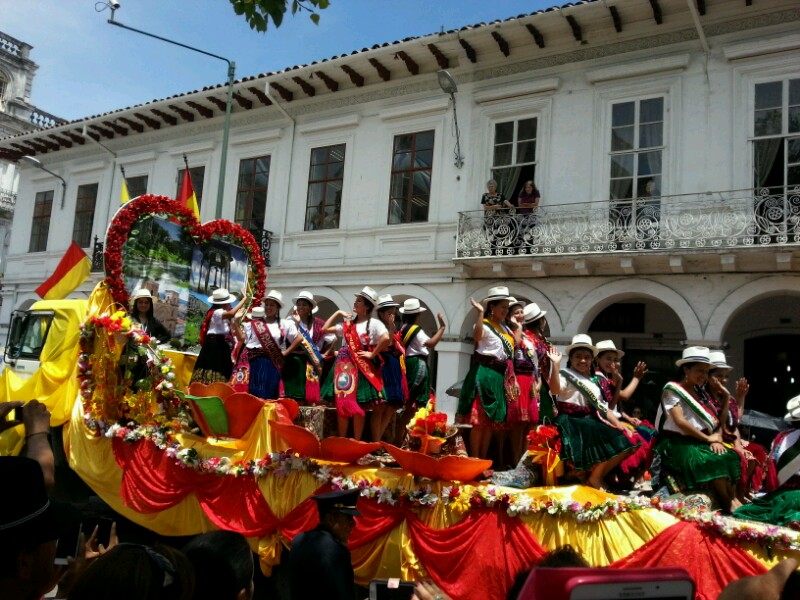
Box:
34;241;91;300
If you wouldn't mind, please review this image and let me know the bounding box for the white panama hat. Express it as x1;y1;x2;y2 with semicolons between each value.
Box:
355;286;379;305
675;346;712;367
264;290;284;308
565;334;595;355
784;394;800;423
523;303;546;324
594;340;625;358
708;350;732;370
249;306;266;319
481;286;511;304
208;288;237;305
376;294;399;309
292;290;317;309
399;298;427;315
507;297;525;310
129;288;154;306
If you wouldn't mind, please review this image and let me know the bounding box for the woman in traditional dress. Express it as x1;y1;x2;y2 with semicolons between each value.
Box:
523;303;555;421
231;291;286;399
734;394;800;525
398;298;446;412
506;298;536;466
282;291;332;405
707;350;767;499
549;334;636;490
593;340;652;489
129;289;171;344
321;287;390;440
190;288;247;384
456;286;517;460
654;346;742;512
373;294;405;442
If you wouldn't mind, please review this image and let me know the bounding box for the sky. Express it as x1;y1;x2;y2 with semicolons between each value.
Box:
2;0;556;122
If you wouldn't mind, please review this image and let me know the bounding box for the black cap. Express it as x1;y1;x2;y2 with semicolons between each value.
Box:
0;457;79;545
311;489;362;517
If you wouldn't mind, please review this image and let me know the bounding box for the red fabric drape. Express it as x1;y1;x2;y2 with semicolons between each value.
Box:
610;521;767;600
407;509;546;600
114;439;278;536
348;497;407;550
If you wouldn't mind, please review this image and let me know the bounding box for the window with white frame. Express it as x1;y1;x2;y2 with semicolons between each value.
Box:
609;97;664;200
29;190;53;253
305;144;345;231
72;183;98;248
388;130;434;224
491;117;537;202
752;77;800;193
235;156;270;233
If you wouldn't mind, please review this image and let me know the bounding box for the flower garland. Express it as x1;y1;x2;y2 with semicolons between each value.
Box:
78;311;187;434
103;195;267;308
96;416;800;552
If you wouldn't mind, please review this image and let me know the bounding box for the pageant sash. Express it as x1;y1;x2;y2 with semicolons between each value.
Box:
343;320;383;392
561;368;609;422
401;324;422;348
662;381;718;432
294;318;324;377
773;429;800;487
252;319;285;370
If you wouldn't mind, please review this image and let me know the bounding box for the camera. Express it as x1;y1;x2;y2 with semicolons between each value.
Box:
109;0;120;9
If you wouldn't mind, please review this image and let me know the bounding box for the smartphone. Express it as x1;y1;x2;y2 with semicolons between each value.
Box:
13;406;24;422
369;579;416;600
54;522;82;566
519;567;694;600
568;577;695;600
83;516;114;549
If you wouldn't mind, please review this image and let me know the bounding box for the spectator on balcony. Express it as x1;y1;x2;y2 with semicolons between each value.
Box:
549;334;636;491
320;287;390;440
190;289;248;385
456;287;518;460
516;180;541;215
230;291;286;400
481;179;513;211
654;346;742;513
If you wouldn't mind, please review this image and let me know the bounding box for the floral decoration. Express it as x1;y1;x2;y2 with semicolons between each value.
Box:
78;310;187;435
527;424;563;486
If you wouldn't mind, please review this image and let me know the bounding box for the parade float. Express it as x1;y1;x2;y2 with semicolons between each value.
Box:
3;195;799;600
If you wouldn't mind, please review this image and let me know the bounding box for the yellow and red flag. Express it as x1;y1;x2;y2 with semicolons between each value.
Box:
34;241;91;300
120;177;130;205
177;169;200;220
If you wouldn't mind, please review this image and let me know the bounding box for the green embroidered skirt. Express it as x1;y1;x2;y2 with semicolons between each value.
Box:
655;434;741;489
555;413;635;472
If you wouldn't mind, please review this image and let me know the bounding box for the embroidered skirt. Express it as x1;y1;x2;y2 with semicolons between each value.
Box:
282;354;322;405
320;348;384;413
380;351;406;407
733;488;800;526
555;413;635;472
405;355;430;408
247;350;282;400
190;334;233;384
456;361;507;426
655;433;741;489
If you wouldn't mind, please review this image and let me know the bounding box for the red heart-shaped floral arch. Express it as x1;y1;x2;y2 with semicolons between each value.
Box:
103;194;267;307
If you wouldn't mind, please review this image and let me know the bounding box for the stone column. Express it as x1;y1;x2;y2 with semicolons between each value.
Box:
432;340;473;420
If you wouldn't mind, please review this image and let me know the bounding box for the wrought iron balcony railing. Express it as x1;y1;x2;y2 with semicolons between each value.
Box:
456;186;800;258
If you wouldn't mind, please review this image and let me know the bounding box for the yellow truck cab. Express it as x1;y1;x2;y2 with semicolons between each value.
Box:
0;298;87;456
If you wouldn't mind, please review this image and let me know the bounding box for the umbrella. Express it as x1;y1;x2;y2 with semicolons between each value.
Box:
739;409;790;432
446;379;463;398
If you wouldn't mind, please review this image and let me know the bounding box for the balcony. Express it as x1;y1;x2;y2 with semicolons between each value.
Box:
455;187;800;276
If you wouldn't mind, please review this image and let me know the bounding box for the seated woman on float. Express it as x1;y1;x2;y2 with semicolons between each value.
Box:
654;346;742;512
549;334;636;491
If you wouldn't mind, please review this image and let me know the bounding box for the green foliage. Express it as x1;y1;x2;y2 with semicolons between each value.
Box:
228;0;329;32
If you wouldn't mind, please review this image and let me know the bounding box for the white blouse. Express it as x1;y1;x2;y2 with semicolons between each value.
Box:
474;322;511;361
656;387;714;434
557;368;603;408
334;318;388;348
206;309;229;335
244;320;284;349
405;328;431;357
283;318;335;347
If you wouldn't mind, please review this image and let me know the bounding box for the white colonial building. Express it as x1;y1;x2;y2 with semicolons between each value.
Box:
1;0;798;418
